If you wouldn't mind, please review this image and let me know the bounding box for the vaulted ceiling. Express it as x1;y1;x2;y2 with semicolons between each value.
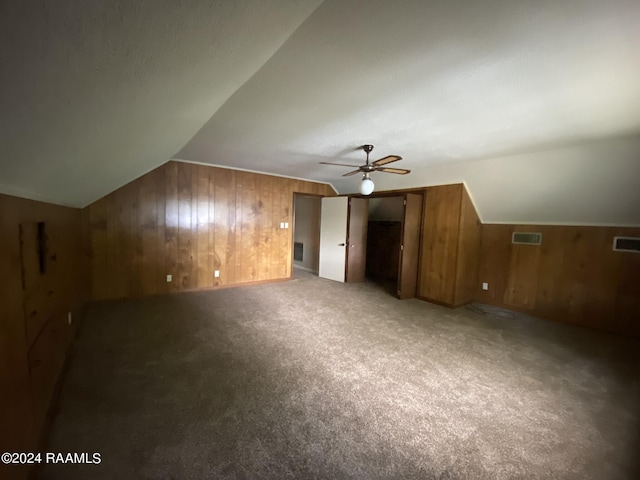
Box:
2;0;639;226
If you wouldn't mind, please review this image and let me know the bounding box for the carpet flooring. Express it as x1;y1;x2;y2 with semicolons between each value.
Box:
40;272;640;479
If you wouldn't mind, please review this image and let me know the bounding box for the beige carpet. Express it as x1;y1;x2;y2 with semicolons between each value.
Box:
40;272;640;479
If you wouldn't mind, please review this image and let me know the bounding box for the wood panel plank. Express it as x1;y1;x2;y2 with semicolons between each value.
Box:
583;228;621;330
271;178;282;279
177;162;193;290
560;227;600;323
209;166;217;286
190;164;200;288
214;168;230;286
258;173;267;280
453;187;481;306
139;171;158;295
281;184;292;278
476;225;513;305
129;181;141;298
112;185;129;299
154;167;167;295
89;198;108;299
267;176;277;279
503;225;542;309
165;162;179;293
241;171;257;283
533;226;566;320
227;169;238;284
19;222;40;291
419;184;462;304
233;172;246;283
196;165;212;288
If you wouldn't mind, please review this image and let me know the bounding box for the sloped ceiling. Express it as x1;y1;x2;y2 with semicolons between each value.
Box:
0;0;323;206
2;0;640;226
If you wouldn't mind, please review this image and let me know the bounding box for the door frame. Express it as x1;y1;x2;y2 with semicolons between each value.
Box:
361;190;425;299
397;192;424;299
345;196;369;283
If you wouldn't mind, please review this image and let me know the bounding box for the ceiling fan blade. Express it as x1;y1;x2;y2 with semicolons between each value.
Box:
342;169;362;177
319;162;361;167
372;155;402;166
376;167;411;175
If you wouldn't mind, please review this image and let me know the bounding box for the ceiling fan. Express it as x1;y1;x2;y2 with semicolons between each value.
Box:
320;144;410;195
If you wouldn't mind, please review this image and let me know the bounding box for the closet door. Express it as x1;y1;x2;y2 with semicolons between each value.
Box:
345;197;368;283
397;193;423;299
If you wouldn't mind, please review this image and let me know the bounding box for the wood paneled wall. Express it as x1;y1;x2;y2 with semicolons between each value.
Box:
477;224;640;336
418;184;481;307
88;161;335;300
454;187;482;304
0;194;89;480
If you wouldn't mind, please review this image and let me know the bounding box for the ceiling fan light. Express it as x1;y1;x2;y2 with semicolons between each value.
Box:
359;175;374;195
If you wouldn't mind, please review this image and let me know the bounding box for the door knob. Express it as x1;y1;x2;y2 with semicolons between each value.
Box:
338;243;346;246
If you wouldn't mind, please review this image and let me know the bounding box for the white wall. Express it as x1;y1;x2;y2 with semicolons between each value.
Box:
360;135;640;227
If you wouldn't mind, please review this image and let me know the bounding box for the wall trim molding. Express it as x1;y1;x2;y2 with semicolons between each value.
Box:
171;158;339;194
484;221;640;228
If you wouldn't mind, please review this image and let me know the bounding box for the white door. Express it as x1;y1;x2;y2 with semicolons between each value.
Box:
319;197;348;282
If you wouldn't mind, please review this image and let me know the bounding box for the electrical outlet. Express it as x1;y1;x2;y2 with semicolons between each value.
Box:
166;274;172;282
285;222;289;228
482;282;489;291
68;312;72;325
280;222;284;228
214;270;220;278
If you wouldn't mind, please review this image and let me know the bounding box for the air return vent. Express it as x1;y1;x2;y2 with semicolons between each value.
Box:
613;237;640;253
512;232;542;245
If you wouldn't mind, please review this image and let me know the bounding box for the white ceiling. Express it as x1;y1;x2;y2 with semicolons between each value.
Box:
0;0;322;205
2;0;640;225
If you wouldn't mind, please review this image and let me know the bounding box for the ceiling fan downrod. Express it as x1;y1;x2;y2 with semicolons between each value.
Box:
363;144;373;165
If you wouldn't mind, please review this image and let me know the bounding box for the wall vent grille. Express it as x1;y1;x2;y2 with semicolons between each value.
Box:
613;237;640;253
512;232;542;245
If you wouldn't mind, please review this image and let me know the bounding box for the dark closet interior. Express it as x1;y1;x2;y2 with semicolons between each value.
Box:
365;196;405;294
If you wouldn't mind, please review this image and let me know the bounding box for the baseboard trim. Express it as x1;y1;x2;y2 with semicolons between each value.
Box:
91;277;294;303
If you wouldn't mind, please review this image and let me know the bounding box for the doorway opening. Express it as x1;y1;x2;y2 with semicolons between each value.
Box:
292;194;322;277
366;196;405;295
365;193;423;299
